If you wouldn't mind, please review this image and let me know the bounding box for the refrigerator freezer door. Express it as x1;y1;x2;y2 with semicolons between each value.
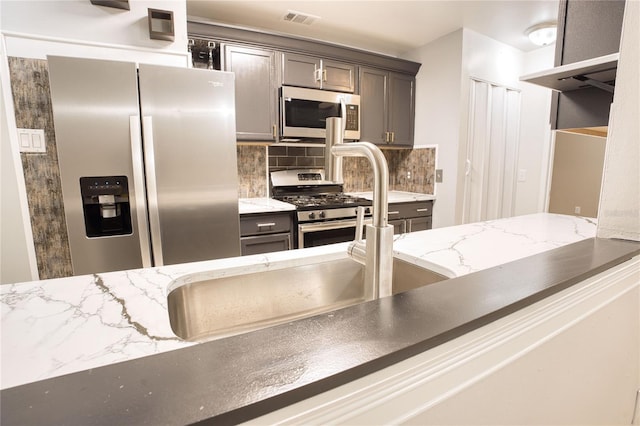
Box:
138;65;241;265
48;56;151;275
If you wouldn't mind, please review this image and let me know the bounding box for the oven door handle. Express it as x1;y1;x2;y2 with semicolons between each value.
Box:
298;218;373;248
298;218;373;233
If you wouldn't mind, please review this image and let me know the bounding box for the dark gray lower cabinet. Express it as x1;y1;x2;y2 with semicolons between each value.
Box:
240;212;293;255
407;216;431;232
388;201;433;234
390;219;406;235
241;233;291;256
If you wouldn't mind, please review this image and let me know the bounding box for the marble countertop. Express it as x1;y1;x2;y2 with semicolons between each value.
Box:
348;190;436;203
0;213;596;390
238;197;296;214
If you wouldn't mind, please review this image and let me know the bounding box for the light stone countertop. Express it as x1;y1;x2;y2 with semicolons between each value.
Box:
0;213;596;390
239;197;296;214
348;190;436;203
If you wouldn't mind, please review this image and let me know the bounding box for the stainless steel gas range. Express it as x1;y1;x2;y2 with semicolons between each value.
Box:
271;169;372;249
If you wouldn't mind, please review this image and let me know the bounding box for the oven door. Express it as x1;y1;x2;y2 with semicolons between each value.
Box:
298;218;372;248
281;86;360;140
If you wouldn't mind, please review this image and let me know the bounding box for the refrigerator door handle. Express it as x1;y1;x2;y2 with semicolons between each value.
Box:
129;116;153;268
141;116;164;266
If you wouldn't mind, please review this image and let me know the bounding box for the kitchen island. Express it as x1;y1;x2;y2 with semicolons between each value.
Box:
2;213;639;424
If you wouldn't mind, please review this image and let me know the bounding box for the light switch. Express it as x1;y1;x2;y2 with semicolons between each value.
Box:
19;132;31;149
32;133;42;149
17;129;46;153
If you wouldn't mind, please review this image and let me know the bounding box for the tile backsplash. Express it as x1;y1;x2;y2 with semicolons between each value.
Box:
344;148;436;194
268;145;326;170
266;145;436;194
237;145;268;198
9;57;73;280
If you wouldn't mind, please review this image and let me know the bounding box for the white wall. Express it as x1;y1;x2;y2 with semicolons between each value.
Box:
404;29;553;227
0;0;188;65
597;0;640;241
517;45;555;215
1;38;39;284
403;30;463;228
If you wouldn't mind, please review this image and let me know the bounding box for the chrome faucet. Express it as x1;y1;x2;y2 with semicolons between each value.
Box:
331;141;394;299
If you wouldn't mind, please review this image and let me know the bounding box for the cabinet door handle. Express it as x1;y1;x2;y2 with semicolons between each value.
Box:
416;208;429;212
314;68;323;82
323;69;327;82
384;132;390;143
388;211;400;215
257;222;276;228
272;124;277;138
390;132;395;143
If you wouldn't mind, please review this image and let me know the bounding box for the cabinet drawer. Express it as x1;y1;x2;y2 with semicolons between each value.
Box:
388;201;433;220
240;213;292;236
241;233;291;255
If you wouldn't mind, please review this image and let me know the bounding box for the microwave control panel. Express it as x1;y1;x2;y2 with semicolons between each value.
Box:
345;104;359;131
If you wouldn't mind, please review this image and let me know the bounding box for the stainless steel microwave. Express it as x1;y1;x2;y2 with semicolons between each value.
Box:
280;86;360;140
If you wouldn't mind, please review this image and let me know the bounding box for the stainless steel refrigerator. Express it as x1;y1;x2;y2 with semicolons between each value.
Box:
48;56;241;275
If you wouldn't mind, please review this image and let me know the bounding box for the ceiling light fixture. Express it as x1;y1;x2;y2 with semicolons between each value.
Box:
526;22;557;46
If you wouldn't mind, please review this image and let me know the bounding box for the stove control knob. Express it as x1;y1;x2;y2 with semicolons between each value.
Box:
319;211;325;219
308;212;316;219
365;207;371;214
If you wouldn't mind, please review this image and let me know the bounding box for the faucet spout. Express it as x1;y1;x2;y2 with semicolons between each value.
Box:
331;142;394;299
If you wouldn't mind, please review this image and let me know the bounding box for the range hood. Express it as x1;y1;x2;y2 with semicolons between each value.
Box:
521;53;619;133
520;53;618;93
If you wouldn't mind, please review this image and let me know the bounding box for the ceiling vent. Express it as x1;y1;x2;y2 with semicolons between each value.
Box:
283;10;320;25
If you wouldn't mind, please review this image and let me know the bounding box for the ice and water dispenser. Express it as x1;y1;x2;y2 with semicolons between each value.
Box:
80;176;132;237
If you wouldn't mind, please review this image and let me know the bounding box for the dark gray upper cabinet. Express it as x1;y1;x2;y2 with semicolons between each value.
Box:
322;59;356;92
223;45;278;141
557;0;625;65
388;73;415;146
360;67;415;147
359;68;387;144
550;0;625;129
188;20;420;144
282;52;355;92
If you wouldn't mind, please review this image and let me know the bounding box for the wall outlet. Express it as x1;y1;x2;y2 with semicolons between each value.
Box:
435;169;443;183
574;206;581;214
17;128;46;153
517;169;527;182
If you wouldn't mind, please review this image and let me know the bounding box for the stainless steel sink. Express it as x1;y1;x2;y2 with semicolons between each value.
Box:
167;257;448;342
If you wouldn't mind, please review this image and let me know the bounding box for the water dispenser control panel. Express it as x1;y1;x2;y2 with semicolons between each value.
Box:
80;176;132;237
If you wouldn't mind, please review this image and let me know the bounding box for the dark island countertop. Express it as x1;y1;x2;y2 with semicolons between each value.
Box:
2;237;639;425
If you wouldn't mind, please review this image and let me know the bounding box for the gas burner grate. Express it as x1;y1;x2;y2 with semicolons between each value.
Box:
276;193;369;209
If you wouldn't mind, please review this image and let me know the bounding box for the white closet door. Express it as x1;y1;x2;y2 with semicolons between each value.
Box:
463;79;521;223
